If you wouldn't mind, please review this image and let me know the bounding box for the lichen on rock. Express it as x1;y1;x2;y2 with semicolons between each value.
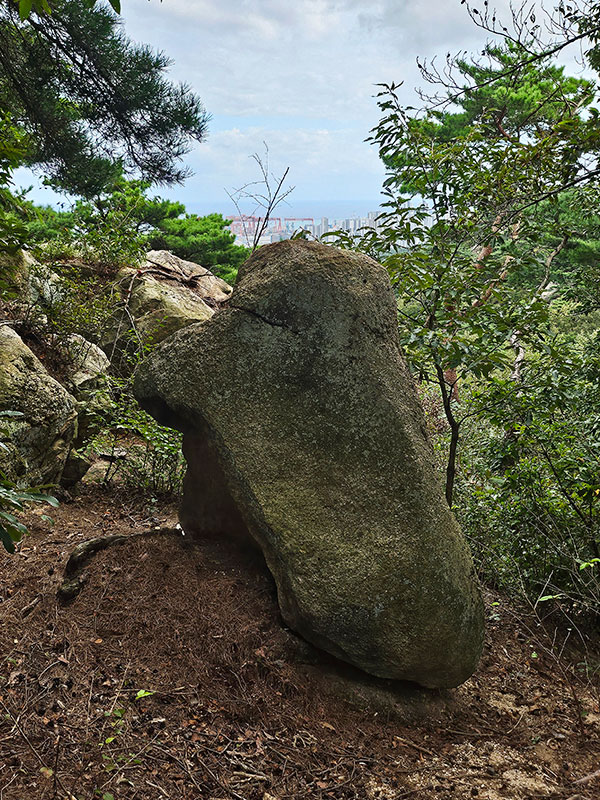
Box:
134;239;485;689
0;326;78;485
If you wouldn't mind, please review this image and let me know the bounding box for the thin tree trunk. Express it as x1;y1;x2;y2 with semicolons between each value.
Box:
445;418;460;507
436;364;459;506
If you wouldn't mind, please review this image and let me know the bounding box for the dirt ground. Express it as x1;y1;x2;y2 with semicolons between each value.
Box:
1;484;599;800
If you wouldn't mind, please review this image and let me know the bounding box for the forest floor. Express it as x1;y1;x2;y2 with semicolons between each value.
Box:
1;482;599;800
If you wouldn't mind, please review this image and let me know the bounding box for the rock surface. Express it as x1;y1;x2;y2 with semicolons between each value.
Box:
58;332;111;459
103;251;233;360
134;240;484;688
144;250;233;303
0;326;77;484
59;333;110;396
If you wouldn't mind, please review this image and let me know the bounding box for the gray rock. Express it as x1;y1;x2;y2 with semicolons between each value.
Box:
60;449;92;487
59;333;110;396
134;240;484;688
144;250;232;303
102;252;232;363
27;264;67;308
54;334;113;449
0;326;77;485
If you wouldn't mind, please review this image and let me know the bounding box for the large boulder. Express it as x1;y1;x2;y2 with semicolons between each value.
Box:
134;240;484;689
0;326;77;485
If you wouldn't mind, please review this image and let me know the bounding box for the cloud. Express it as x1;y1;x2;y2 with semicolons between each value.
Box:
180;124;385;204
123;0;457;119
19;0;551;215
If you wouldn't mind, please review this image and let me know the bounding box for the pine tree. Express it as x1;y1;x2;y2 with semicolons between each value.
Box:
0;0;209;196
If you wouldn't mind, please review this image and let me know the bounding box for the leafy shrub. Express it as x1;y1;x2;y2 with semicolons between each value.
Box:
450;332;600;612
91;378;185;497
25;260;115;343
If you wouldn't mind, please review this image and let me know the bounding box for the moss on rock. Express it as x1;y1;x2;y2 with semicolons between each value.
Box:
134;240;484;689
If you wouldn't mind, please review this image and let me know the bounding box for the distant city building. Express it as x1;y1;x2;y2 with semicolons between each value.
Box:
227;211;383;245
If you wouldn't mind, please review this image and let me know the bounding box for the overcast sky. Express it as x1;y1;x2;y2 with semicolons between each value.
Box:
15;0;587;219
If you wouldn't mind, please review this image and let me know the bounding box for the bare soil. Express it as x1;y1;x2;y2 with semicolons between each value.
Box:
1;485;599;800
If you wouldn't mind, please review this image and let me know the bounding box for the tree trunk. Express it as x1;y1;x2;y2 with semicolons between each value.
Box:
436;364;460;506
445;417;460;507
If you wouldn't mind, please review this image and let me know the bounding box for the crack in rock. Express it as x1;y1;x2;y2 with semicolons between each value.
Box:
231;304;301;335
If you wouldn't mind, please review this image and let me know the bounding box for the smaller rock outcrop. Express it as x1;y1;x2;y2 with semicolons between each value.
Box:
144;250;232;303
57;333;111;481
103;251;233;361
59;333;110;396
0;326;78;485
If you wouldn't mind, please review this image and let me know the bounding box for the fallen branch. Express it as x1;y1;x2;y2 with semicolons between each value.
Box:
57;527;183;603
573;768;600;785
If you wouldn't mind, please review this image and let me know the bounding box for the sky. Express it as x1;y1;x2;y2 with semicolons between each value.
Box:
13;0;587;219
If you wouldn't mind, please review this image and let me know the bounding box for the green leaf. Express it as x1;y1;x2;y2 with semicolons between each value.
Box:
0;527;16;553
19;0;33;20
107;0;121;12
135;689;154;700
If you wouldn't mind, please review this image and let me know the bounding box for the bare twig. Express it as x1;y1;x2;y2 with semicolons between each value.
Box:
226;143;294;251
573;768;600;785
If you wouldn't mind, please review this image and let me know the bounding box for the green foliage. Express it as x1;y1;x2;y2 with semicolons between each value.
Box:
26;204;75;245
134;689;154;700
356;42;599;486
12;0;122;19
17;258;115;348
0;411;58;553
402;41;594;151
69;194;149;268
532;187;600;310
93;377;186;496
0;114;32;255
28;178;247;279
28;180;159;267
334;37;600;610
15;0;51;18
82;177;186;235
455;328;600;610
0;0;208;196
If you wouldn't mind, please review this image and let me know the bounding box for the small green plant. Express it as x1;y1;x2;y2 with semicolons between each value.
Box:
101;707;126;740
97;701;146;783
0;411;58;553
134;689;154;700
94;377;185;497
